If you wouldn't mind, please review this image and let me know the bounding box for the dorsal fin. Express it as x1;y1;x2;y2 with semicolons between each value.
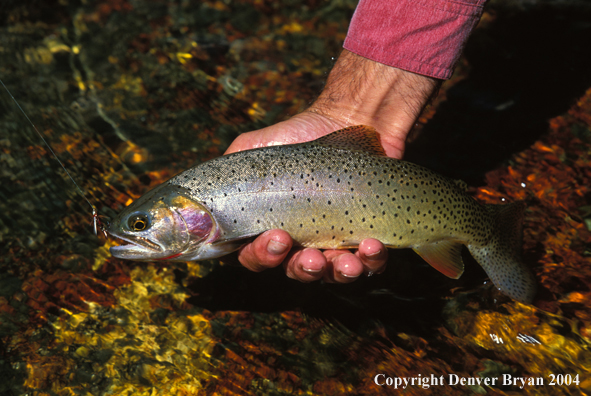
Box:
312;125;387;156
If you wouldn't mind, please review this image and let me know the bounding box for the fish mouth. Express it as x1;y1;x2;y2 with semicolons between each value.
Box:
107;231;163;257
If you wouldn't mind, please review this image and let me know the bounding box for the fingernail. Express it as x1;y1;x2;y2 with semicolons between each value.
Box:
302;267;322;273
365;249;382;260
267;239;288;255
338;270;359;279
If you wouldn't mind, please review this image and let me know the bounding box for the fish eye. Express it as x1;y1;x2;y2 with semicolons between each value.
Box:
128;214;150;232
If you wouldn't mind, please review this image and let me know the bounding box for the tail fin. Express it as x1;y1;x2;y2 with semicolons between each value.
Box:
467;201;537;304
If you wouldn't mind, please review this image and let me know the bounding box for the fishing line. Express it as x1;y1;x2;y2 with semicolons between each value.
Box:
0;78;107;236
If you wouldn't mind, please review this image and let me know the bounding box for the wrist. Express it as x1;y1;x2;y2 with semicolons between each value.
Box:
308;49;440;158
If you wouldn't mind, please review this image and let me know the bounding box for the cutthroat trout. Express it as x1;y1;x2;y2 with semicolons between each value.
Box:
107;126;536;303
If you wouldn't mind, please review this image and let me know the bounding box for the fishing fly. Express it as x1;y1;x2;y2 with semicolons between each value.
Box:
0;78;109;237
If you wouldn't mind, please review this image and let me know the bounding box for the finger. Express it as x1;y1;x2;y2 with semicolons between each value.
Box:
328;251;364;283
237;230;292;272
356;238;388;275
322;250;363;283
284;248;327;282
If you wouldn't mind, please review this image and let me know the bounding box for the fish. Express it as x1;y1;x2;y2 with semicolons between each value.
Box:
107;125;537;304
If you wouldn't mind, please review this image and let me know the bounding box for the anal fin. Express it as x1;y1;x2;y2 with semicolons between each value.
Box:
413;241;464;279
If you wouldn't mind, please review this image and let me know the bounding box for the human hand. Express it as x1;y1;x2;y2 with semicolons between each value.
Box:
225;50;440;283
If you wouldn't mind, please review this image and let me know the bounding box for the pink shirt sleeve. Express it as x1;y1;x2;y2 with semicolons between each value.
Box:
343;0;487;79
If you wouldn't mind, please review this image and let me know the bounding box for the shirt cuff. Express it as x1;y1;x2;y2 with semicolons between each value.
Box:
343;0;487;79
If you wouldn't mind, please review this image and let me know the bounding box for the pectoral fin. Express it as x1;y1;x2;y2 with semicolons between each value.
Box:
413;241;464;279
